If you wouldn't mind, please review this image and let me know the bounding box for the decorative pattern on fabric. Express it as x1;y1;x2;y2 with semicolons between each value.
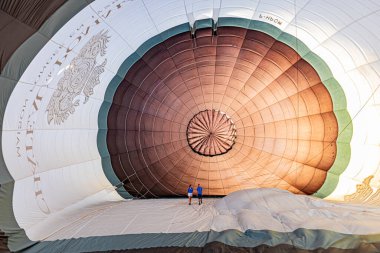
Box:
47;30;109;124
344;175;380;205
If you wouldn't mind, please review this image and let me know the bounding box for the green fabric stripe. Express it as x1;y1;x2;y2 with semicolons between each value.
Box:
194;19;214;30
23;229;380;253
0;182;36;252
0;76;16;185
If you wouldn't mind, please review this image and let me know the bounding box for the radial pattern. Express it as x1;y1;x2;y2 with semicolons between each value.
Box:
187;109;236;156
107;27;338;197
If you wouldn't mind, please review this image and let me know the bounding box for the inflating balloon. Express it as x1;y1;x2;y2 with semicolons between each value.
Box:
0;0;380;252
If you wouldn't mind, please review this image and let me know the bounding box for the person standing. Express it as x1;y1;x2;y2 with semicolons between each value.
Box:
197;184;203;205
187;185;193;205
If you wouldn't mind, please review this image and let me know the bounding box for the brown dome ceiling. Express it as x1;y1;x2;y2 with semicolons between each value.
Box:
107;27;338;197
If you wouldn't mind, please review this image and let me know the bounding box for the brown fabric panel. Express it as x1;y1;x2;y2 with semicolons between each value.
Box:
107;28;338;197
0;0;67;72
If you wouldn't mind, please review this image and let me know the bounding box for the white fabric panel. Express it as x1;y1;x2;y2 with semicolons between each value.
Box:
357;63;380;103
255;0;296;19
2;129;100;180
12;159;118;235
369;61;380;102
48;2;135;73
284;12;332;50
218;0;259;19
24;189;122;241
143;0;188;33
185;0;215;21
252;1;292;28
44;3;137;94
89;0;157;51
358;14;380;60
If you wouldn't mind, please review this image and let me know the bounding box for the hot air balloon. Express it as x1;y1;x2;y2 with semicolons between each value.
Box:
1;0;380;252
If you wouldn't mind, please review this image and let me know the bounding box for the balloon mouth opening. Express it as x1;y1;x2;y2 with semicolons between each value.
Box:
187;109;237;157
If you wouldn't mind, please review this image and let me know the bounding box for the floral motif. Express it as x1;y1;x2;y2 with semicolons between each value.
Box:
47;30;109;124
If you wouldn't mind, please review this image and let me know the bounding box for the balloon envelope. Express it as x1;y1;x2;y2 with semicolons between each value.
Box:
0;0;380;252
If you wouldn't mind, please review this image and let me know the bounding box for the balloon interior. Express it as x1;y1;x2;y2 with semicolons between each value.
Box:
0;1;380;252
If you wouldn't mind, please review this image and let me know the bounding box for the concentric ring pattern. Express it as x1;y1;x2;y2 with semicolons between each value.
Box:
187;109;236;157
106;26;338;197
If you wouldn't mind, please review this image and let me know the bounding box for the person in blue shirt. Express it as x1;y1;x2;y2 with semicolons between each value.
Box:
197;184;203;205
187;185;193;205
